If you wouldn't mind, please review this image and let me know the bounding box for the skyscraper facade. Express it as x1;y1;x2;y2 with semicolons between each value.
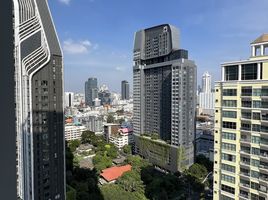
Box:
214;35;268;200
85;77;98;106
202;71;212;93
198;71;215;116
64;92;74;108
13;0;65;199
133;24;197;172
121;80;130;100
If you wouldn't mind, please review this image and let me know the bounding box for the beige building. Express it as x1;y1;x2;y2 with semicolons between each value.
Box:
214;34;268;200
65;124;87;141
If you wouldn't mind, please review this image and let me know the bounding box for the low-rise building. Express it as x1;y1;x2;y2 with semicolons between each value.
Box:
104;124;134;149
109;127;134;149
99;164;132;184
103;123;120;142
65;124;87;141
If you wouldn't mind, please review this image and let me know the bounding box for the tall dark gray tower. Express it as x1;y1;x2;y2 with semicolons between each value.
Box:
0;1;17;199
121;80;130;100
13;0;65;199
133;24;196;172
85;77;98;106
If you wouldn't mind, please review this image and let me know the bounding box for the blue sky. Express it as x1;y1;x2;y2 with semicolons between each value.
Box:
49;0;268;93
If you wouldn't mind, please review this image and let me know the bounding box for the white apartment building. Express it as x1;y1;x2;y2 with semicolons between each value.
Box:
109;128;134;149
104;124;134;149
65;124;87;141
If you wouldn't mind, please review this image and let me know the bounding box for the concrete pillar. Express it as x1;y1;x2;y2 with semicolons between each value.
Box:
257;63;261;80
238;64;242;81
261;45;264;56
221;66;225;81
252;46;256;57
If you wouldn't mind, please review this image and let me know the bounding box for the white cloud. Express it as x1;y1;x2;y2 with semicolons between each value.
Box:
115;66;125;72
58;0;71;5
63;39;96;54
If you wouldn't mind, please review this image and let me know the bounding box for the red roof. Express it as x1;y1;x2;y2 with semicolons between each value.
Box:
100;164;131;182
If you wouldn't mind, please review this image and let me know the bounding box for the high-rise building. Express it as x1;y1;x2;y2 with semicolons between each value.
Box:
133;24;197;172
13;0;65;199
202;71;212;93
1;1;17;198
121;80;130;100
85;77;98;106
98;84;111;105
214;34;268;200
65;92;74;108
198;71;215;116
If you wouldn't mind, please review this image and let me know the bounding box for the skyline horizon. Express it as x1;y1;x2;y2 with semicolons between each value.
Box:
49;0;268;93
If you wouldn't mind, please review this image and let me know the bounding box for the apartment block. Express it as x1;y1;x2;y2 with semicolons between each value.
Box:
214;34;268;200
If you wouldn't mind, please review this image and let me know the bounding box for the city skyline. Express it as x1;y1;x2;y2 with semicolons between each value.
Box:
49;0;268;93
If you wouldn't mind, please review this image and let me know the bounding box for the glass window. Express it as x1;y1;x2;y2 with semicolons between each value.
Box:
222;164;236;173
222;153;236;162
241;100;252;108
221;195;234;200
223;89;237;96
253;88;262;96
251;182;259;190
223;121;237;129
225;65;239;81
251;136;260;144
251;159;260;167
253;113;260;120
222;111;237;118
222;132;236;140
241;111;251;119
253;101;261;108
241;87;252;96
221;184;235;194
221;174;235;183
262;87;268;96
241;123;251;131
241;63;258;80
222;143;236;151
251;147;260;155
223;100;237;107
252;124;261;132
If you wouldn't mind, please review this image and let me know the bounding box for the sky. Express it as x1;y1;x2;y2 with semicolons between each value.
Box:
49;0;268;93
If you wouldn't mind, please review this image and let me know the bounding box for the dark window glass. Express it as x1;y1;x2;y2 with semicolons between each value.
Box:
221;184;235;194
241;63;257;80
241;87;252;96
225;65;238;81
223;121;236;129
223;89;237;96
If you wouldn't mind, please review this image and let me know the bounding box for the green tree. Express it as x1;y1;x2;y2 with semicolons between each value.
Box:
66;185;77;200
186;163;208;181
68;139;81;152
106;114;115;123
93;154;112;172
81;130;95;144
122;145;132;155
126;155;151;172
195;154;213;172
101;184;147;200
117;171;144;193
106;144;118;159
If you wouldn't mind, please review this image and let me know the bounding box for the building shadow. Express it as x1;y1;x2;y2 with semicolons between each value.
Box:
66;143;104;200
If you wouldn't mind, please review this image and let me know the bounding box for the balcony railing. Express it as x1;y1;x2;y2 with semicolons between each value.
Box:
240;172;250;177
240;183;250;188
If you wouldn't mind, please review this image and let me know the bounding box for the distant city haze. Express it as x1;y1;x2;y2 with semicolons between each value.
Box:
48;0;268;93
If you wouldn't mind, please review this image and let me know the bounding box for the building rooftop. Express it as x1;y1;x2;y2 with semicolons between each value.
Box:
251;34;268;44
100;164;131;182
